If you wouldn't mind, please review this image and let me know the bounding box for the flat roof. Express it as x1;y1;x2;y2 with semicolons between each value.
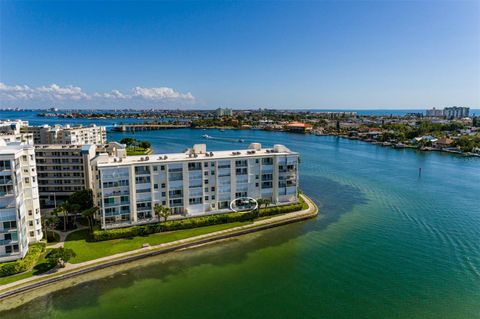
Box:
97;145;298;168
0;143;27;156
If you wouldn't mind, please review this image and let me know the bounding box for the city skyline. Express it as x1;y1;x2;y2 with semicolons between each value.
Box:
1;1;479;109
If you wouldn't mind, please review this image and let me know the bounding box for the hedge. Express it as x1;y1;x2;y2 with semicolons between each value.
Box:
92;199;306;242
0;242;46;277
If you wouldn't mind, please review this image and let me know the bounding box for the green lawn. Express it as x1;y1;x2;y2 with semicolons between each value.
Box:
0;250;54;286
64;221;251;264
126;146;151;156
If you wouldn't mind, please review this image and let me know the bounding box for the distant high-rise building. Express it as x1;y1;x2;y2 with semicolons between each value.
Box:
425;107;444;117
215;108;233;117
443;107;470;119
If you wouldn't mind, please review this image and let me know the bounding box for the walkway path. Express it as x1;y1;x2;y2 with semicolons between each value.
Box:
48;226;89;249
0;195;317;298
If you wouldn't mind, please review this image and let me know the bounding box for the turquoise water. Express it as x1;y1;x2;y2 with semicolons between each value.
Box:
1;122;480;318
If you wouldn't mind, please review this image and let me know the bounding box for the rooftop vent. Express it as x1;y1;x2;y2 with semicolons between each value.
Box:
145;156;149;161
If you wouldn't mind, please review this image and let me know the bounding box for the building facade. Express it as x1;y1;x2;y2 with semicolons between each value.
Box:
93;143;299;229
34;144;97;207
0;120;33;145
425;107;444;117
443;107;469;119
22;124;106;145
0;141;43;262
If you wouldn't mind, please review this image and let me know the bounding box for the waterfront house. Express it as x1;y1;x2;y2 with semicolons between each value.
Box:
286;122;313;134
434;137;454;149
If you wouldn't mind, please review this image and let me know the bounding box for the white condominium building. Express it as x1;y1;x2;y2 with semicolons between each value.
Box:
0;141;43;262
22;124;107;145
93;143;299;229
0;120;33;145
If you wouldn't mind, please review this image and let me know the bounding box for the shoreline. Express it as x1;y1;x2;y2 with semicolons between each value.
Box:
0;194;318;306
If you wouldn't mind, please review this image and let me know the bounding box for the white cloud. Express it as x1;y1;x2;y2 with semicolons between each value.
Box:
0;83;89;101
0;82;196;106
132;86;195;101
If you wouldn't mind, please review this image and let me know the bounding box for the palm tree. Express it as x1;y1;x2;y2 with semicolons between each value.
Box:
82;207;98;232
52;204;68;232
159;207;171;222
154;204;171;222
44;215;59;242
256;198;265;211
257;198;271;210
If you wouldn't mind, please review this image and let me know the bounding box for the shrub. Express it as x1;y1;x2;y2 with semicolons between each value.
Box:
91;199;306;242
0;243;46;277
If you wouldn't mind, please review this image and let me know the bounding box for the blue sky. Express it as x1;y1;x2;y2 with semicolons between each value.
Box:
0;1;479;109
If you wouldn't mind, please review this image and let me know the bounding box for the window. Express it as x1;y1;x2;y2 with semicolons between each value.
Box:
28;210;33;216
160;165;165;171
29;221;34;226
211;187;215;192
205;196;209;201
204;179;209;184
5;246;12;254
235;160;247;167
161;192;166;197
262;158;273;165
189;197;203;205
135;176;151;184
188;162;202;171
30;231;34;237
154;184;159;189
161;183;166;188
236;168;248;175
25;177;30;184
4;233;12;241
0;160;11;171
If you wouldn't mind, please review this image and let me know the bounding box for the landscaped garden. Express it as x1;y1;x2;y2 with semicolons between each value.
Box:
0;193;309;286
64;221;251;263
